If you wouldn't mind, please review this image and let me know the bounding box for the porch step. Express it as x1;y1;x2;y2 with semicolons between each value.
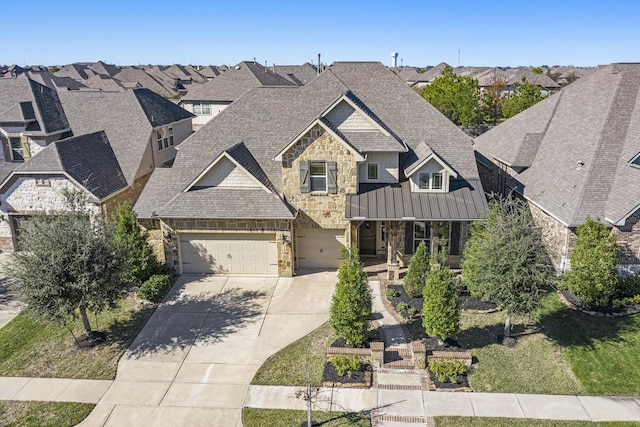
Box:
383;346;413;369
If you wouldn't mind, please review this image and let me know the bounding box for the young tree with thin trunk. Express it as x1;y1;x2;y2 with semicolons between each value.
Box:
9;189;131;337
481;72;508;125
462;196;554;338
423;265;459;343
330;245;372;347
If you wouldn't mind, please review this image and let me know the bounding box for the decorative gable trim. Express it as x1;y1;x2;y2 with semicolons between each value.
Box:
404;151;458;179
184;151;271;193
321;94;391;135
273;119;365;162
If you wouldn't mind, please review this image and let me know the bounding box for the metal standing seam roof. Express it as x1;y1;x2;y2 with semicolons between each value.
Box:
346;179;487;221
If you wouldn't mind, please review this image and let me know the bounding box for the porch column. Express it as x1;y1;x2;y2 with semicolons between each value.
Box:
387;222;400;281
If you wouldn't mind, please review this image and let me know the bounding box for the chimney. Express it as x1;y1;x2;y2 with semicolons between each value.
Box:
272;64;275;73
317;53;321;75
391;52;398;68
264;60;267;72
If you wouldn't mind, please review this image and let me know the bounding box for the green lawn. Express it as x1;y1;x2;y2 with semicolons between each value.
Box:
434;417;640;427
251;322;338;387
242;408;370;427
0;295;155;379
0;401;94;427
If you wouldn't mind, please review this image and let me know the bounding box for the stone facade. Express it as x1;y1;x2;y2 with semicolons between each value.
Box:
527;200;574;272
154;218;293;276
101;173;153;217
0;175;101;250
282;124;358;231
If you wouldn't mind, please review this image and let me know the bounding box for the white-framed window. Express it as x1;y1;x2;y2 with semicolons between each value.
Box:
168;127;174;146
418;172;444;190
156;130;163;151
414;221;432;253
367;163;378;180
193;101;211;115
310;161;327;192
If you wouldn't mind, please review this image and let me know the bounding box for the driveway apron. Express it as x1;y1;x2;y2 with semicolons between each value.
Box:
79;271;336;427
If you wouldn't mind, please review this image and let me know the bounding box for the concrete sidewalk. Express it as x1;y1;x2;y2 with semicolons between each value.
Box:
245;384;640;423
0;376;111;403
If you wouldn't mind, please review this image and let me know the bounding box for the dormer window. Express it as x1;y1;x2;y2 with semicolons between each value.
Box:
419;172;443;190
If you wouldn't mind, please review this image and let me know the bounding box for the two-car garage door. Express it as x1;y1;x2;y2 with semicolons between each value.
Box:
180;233;278;275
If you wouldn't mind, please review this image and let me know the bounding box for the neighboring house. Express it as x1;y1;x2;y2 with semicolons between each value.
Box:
114;66;179;98
135;62;487;277
0;78;71;169
180;61;297;130
474;63;640;274
506;68;560;96
0;88;195;250
274;63;319;85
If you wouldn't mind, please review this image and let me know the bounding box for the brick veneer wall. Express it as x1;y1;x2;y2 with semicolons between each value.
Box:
101;173;153;218
527;200;574;272
612;209;640;272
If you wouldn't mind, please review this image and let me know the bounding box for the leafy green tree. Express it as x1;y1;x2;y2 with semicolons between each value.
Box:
563;72;579;86
421;65;481;126
462;196;554;338
503;78;546;118
113;201;158;284
330;245;372;347
9;190;131;336
481;72;508;125
531;67;544;75
403;241;431;298
564;217;619;305
423;265;459;342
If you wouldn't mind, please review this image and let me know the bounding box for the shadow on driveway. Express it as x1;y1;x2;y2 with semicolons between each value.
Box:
124;286;266;359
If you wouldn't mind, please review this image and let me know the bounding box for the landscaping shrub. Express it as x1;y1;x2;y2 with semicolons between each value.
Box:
423;266;459;342
330;355;361;377
386;288;400;300
615;275;640;299
403;241;430;298
564;217;619;305
429;359;467;383
395;302;410;313
330;245;372;347
137;273;173;302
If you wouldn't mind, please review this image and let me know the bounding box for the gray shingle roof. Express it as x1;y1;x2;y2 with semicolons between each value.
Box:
12;131;127;200
0;78;69;134
135;62;481;219
114;67;178;97
475;63;640;226
274;63;319;85
181;61;296;102
58;89;192;185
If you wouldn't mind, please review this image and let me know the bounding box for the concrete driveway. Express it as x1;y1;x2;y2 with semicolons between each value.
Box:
0;252;22;330
80;271;336;427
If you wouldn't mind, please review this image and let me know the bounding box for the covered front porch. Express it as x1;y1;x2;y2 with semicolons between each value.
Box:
345;179;488;279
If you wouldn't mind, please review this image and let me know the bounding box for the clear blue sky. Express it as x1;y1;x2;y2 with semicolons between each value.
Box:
4;1;639;67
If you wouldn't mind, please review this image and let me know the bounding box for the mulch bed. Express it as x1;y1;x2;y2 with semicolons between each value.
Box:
559;290;640;317
428;371;472;392
322;362;372;388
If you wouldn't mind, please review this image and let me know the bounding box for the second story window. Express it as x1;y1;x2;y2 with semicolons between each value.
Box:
193;101;211;115
419;172;444;190
367;163;378;180
156;131;163;150
168;127;174;146
156;128;175;150
310;162;327;192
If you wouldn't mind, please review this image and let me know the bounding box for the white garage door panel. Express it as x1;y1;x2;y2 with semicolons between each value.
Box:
180;233;278;275
297;228;345;269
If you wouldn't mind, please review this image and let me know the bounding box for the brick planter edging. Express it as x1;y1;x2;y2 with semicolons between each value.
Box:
429;351;473;367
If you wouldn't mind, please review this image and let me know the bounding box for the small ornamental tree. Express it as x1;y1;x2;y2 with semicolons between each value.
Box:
423;265;459;343
503;78;546;118
403;241;431;298
113;200;158;284
564;217;619;305
8;189;131;337
462;196;554;338
330;245;372;347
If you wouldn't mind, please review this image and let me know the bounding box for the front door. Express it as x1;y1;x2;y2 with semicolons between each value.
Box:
360;221;376;255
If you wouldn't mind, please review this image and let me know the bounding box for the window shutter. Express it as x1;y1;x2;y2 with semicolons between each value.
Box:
327;161;337;194
404;221;414;255
450;222;460;255
299;160;310;193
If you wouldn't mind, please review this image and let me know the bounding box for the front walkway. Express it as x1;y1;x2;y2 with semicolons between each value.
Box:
2;277;640;426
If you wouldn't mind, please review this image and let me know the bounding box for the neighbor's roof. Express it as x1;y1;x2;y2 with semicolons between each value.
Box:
135;61;480;219
58;88;193;184
8;131;127;200
475;63;640;226
180;61;296;102
0;78;69;134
